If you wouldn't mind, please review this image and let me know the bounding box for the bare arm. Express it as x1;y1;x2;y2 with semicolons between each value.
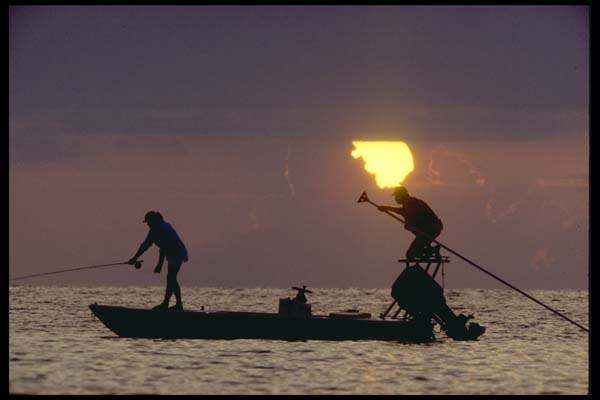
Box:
128;233;153;264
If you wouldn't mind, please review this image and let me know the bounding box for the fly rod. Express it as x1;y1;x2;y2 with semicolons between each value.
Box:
10;260;143;282
358;190;589;333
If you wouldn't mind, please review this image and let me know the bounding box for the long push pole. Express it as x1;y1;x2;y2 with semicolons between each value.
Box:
9;260;143;282
357;191;589;333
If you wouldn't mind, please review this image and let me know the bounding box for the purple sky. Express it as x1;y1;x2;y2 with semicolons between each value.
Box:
9;6;589;288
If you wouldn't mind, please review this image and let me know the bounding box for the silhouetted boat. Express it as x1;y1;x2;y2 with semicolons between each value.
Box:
89;303;436;342
90;264;487;343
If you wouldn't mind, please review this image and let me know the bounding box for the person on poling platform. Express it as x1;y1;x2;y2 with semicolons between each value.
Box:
128;211;189;311
377;186;443;260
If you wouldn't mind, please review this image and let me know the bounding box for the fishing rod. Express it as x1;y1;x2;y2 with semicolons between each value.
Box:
9;260;143;282
357;191;589;333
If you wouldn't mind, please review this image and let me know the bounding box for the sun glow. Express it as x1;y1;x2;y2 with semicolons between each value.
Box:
351;141;415;188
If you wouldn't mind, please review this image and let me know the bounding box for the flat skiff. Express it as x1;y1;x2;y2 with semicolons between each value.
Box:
89;303;435;342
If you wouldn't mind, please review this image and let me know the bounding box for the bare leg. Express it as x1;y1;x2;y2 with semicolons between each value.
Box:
166;259;183;309
163;277;173;306
172;278;182;305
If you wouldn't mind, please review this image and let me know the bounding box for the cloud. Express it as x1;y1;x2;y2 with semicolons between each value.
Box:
284;143;295;199
484;184;536;224
420;139;587;228
536;177;588;190
427;145;486;187
530;248;556;271
540;199;579;229
427;157;441;185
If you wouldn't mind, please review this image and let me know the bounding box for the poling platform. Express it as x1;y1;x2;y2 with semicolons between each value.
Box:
379;246;485;341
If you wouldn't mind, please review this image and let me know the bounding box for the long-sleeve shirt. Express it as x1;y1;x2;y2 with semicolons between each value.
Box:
139;221;189;263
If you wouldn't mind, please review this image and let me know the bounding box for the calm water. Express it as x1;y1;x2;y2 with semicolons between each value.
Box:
9;286;589;394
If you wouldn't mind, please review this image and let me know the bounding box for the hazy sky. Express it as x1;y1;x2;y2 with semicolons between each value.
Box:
9;6;589;289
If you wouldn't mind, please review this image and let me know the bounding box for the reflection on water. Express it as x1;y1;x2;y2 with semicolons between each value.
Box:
9;286;588;394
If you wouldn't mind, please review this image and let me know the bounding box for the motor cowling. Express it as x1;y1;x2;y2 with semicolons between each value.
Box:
391;265;485;340
391;265;445;317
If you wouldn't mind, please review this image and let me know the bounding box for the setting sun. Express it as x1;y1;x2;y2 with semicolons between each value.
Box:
351;141;415;188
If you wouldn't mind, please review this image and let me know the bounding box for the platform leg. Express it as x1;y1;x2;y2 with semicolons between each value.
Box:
432;262;442;279
379;300;396;319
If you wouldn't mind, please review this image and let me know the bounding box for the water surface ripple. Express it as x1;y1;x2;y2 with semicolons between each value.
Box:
9;286;588;394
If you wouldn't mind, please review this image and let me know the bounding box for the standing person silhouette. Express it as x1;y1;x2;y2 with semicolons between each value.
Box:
377;186;443;260
128;211;189;310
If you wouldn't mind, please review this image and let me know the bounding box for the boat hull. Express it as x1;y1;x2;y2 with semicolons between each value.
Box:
89;304;435;342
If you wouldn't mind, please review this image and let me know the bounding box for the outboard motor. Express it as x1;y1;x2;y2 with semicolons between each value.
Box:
391;265;485;340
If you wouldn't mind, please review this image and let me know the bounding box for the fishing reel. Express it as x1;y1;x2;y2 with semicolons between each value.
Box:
134;260;143;269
